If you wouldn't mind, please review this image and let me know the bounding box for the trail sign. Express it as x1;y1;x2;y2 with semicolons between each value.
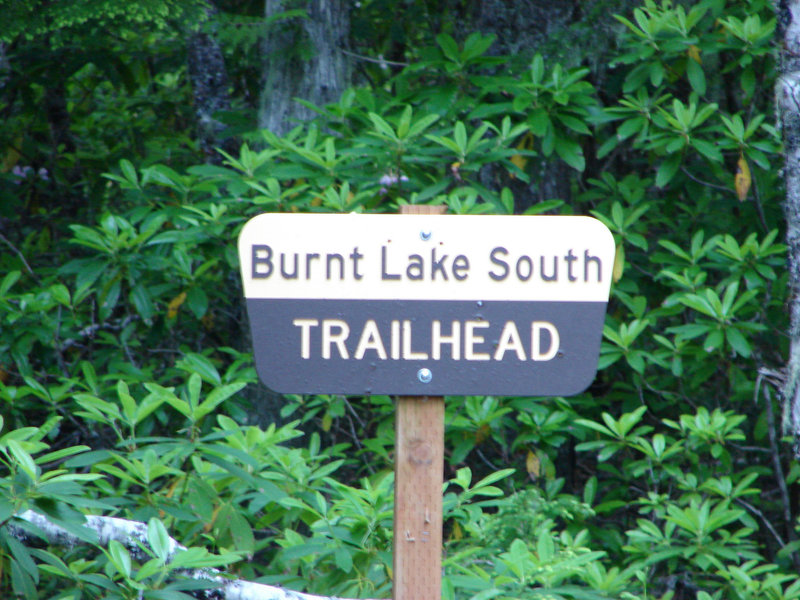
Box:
238;212;614;396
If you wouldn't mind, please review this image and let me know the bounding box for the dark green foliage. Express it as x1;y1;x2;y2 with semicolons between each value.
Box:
0;0;209;43
0;0;798;598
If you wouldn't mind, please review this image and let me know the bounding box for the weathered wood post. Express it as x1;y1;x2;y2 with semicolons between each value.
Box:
393;204;447;600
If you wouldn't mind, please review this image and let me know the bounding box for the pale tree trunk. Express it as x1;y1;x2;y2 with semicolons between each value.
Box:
251;0;350;428
258;0;350;136
776;0;800;456
11;510;381;600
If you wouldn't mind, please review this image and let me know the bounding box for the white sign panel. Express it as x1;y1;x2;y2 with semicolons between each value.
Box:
239;213;614;396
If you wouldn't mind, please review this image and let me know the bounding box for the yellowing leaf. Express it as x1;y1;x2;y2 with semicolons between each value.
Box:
735;154;751;202
322;412;333;432
688;45;702;64
167;291;187;319
526;449;540;479
167;291;186;317
510;153;527;174
451;520;463;541
164;477;182;499
613;243;625;283
450;161;463;182
205;504;221;533
509;132;535;178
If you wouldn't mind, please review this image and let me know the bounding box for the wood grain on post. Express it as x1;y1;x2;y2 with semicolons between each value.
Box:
393;203;446;600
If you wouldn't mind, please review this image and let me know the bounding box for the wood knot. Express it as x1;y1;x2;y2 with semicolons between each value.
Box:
408;439;433;465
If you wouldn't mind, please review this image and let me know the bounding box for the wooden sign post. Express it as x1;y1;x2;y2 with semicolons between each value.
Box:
393;204;446;600
394;395;443;599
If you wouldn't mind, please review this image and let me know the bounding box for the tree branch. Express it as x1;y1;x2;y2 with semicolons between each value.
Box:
776;0;800;455
339;49;408;68
10;510;384;600
0;232;40;284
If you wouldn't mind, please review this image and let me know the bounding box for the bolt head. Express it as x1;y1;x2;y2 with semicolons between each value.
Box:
417;368;432;383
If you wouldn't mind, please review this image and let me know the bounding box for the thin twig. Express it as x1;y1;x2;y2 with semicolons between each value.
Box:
475;447;499;472
343;397;366;429
755;370;799;566
680;166;731;192
756;369;793;517
61;315;138;351
728;444;772;453
0;232;40;283
749;174;769;232
735;498;786;548
340;49;408;68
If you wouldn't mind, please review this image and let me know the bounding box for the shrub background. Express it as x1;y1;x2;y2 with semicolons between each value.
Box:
1;1;798;599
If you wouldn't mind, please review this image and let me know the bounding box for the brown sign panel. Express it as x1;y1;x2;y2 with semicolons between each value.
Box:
238;213;614;396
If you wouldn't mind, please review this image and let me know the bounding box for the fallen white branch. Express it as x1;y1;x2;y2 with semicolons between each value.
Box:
10;510;384;600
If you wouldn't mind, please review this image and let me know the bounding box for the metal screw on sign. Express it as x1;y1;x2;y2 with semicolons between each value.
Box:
420;230;432;241
417;368;432;384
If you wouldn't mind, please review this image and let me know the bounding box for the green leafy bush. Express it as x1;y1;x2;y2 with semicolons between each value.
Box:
1;0;797;598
